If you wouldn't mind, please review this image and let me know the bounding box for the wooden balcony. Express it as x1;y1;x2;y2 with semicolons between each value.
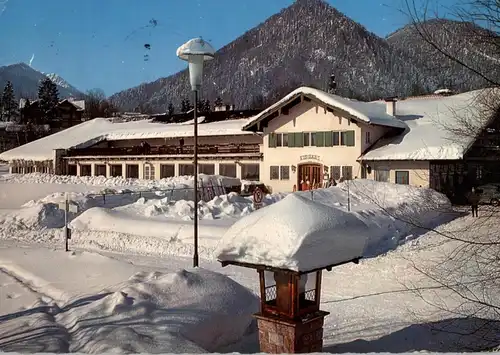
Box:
66;144;261;157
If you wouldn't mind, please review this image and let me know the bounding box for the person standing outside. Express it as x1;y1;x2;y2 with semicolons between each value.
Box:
468;187;480;217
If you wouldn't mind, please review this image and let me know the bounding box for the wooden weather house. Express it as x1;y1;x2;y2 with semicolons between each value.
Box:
219;258;360;353
217;193;366;353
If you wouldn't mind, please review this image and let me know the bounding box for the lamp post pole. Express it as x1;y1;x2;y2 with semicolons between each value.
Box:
193;90;199;267
177;37;215;268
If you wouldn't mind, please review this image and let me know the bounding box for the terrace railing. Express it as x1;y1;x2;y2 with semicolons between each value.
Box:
66;144;261;157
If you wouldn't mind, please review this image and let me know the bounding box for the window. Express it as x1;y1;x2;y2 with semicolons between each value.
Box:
341;166;353;180
311;132;317;146
95;164;106;177
80;164;91;177
270;166;280;180
277;133;282;147
68;164;77;176
395;171;410;185
330;166;341;180
282;133;288;147
303;132;310;146
365;131;371;144
374;169;390;182
341;130;355;146
324;131;333;147
280;166;290;180
144;164;155;180
241;163;260;180
268;133;277;148
110;164;122;177
199;163;215;175
314;132;325;147
332;131;340;146
126;164;139;179
179;164;194;176
160;164;175;178
219;163;237;177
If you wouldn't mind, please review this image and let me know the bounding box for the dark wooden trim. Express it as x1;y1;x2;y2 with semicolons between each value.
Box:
258;270;266;314
316;270;322;306
219;257;362;275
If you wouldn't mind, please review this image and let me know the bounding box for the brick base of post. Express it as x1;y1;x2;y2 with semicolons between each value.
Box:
254;310;329;353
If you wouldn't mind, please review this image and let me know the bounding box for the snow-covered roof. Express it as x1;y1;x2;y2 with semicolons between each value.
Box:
362;88;499;161
0;117;253;162
216;193;367;272
243;86;408;131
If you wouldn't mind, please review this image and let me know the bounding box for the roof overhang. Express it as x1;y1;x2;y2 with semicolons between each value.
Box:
243;90;406;133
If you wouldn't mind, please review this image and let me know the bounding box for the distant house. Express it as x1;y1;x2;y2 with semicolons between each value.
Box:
2;87;499;201
18;98;85;129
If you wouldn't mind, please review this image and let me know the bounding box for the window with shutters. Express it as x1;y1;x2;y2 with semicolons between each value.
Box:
282;133;288;147
280;166;290;180
341;166;353;180
332;131;340;146
395;171;410;185
341;130;355;146
365;131;371;144
311;132;317;146
144;164;155;180
293;132;303;147
330;166;341;180
287;133;295;147
160;164;175;178
324;131;333;147
199;164;215;175
303;132;311;146
270;166;280;180
219;163;237;177
315;132;325;147
374;169;390;182
268;133;277;148
277;133;282;147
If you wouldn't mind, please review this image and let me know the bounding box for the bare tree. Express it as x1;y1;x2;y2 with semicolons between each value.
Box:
84;88;107;120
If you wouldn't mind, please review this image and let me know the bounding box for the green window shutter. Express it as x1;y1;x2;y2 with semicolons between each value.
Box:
346;130;355;147
324;131;333;147
315;132;325;147
332;132;340;146
294;132;304;147
288;133;295;147
268;133;277;148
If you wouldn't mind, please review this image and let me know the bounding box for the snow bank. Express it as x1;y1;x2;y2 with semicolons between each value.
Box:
57;268;258;353
0;172;241;191
217;193;368;271
218;180;452;270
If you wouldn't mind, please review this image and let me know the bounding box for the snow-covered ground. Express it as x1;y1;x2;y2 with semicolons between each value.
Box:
0;173;499;353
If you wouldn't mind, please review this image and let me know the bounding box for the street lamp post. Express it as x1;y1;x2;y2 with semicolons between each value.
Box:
177;38;215;268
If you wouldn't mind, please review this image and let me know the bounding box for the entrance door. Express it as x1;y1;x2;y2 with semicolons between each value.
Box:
298;164;322;191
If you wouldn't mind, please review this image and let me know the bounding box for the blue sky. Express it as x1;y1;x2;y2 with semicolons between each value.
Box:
0;0;459;96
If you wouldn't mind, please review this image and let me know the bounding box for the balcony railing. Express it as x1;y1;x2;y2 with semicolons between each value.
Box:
66;144;261;157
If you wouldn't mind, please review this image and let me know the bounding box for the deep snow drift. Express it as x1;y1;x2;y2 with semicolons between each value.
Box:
0;178;452;261
0;249;259;353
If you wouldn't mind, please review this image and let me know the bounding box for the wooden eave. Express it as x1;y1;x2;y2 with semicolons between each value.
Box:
243;92;385;133
218;257;361;275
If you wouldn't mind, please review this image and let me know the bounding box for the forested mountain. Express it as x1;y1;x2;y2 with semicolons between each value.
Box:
109;0;497;113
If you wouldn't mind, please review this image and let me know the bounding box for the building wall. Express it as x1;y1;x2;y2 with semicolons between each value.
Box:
260;100;392;192
367;160;430;187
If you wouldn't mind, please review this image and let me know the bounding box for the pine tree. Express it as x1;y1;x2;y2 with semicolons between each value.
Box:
214;96;223;108
203;99;211;113
38;78;59;123
181;99;187;113
2;81;17;122
196;99;204;112
167;103;174;115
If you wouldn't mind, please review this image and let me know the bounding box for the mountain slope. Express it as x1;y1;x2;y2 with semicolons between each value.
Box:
109;0;496;113
387;19;500;90
0;63;83;99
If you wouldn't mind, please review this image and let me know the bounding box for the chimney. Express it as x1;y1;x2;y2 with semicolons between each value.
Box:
384;97;397;117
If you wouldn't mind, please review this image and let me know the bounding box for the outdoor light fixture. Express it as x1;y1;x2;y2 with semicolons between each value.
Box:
177;37;215;268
